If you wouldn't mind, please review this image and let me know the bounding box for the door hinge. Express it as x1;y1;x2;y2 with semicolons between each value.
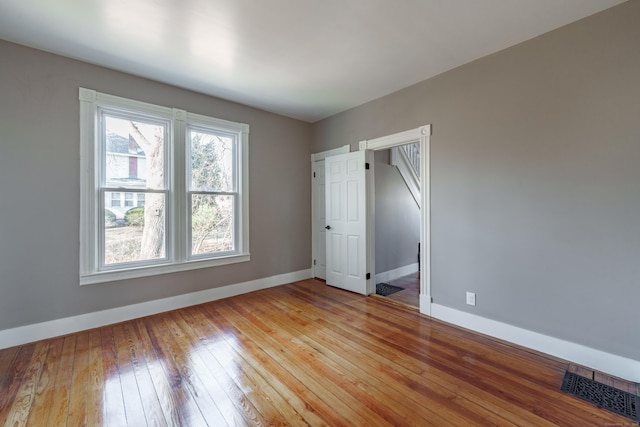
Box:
366;273;371;280
313;172;316;178
365;162;370;170
313;259;317;265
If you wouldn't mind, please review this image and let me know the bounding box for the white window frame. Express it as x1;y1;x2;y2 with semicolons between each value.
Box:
79;88;250;285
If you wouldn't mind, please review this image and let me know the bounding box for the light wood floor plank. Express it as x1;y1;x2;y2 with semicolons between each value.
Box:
2;341;49;427
226;298;418;426
66;331;90;426
171;309;286;426
25;337;64;426
379;271;420;308
120;321;168;427
112;323;148;425
265;289;543;426
0;279;636;426
247;295;467;426
159;310;256;426
179;306;310;426
0;345;35;426
344;299;609;426
46;335;77;426
269;285;555;426
195;303;341;426
291;282;615;426
0;345;20;393
213;302;382;426
85;329;105;427
141;314;225;426
99;326;128;426
132;317;200;426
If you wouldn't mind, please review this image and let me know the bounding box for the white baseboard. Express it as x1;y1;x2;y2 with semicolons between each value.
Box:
419;294;432;316
0;269;312;349
376;263;419;283
431;303;640;383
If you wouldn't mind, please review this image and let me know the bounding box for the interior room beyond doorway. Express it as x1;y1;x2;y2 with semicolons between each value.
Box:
373;147;420;309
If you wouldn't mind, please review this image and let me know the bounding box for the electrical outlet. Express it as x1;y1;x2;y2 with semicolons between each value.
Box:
466;292;476;306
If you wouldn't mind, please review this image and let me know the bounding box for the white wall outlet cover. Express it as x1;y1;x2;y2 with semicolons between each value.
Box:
466;292;476;306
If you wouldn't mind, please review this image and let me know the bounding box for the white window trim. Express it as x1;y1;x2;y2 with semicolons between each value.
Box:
79;88;250;285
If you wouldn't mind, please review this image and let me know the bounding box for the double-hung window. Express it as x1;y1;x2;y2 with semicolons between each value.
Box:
79;88;249;285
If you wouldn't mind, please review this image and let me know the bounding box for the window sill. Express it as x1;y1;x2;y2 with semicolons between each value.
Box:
80;253;250;286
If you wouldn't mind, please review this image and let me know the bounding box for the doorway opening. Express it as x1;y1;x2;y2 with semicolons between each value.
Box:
371;146;421;309
311;125;431;315
359;125;431;315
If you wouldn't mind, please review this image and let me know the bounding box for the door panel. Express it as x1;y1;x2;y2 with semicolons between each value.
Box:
325;151;369;295
330;233;343;275
330;182;341;220
347;235;360;277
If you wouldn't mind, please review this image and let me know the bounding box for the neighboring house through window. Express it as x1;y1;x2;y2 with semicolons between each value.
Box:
110;192;121;208
79;88;250;285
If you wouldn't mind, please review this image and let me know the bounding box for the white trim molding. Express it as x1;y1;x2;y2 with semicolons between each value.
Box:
359;124;432;315
311;144;350;162
375;263;419;284
0;269;312;349
432;303;640;383
359;125;431;151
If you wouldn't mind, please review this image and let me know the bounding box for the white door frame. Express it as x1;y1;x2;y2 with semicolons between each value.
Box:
359;125;432;315
311;145;350;278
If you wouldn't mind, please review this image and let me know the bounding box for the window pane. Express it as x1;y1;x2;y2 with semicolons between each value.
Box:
190;130;234;192
191;194;234;255
124;192;133;207
104;115;165;190
104;192;166;265
110;192;121;207
105;208;117;228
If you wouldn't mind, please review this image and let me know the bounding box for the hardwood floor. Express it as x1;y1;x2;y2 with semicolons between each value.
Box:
0;279;636;426
377;272;420;309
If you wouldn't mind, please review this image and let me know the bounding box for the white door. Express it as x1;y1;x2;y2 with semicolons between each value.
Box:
325;150;370;295
312;160;327;279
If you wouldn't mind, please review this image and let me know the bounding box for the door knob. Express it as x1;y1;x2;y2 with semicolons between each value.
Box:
325;225;332;230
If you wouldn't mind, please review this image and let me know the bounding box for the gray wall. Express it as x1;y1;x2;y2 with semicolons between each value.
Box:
312;0;640;360
374;150;420;275
0;40;311;331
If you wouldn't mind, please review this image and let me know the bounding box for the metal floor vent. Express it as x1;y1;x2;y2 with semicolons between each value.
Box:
561;371;639;422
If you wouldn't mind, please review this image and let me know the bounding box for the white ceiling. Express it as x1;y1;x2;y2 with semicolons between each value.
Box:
0;0;626;122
